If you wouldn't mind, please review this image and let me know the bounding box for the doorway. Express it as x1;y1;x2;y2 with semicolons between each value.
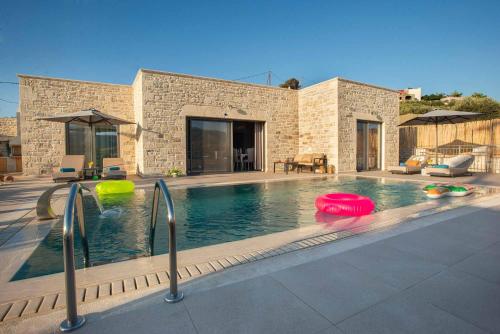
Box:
187;118;264;174
356;120;381;171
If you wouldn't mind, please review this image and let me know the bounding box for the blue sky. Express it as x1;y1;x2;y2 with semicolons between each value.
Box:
1;0;499;117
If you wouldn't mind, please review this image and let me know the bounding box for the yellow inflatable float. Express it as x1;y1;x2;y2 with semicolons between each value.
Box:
95;180;135;196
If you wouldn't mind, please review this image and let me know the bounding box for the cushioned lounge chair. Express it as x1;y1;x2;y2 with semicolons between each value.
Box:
102;158;127;179
52;155;85;182
389;155;428;174
293;153;327;173
425;154;475;177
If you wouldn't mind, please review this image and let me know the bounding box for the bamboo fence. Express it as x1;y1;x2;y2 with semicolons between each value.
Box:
399;118;500;161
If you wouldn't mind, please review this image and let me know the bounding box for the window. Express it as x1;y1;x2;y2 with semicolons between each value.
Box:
66;123;119;168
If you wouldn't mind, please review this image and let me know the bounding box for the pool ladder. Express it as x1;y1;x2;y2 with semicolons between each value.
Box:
60;179;183;332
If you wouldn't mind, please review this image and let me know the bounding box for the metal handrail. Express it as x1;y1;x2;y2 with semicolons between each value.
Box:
60;183;89;332
149;179;184;303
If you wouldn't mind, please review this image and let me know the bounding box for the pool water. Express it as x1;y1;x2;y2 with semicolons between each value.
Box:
13;177;431;280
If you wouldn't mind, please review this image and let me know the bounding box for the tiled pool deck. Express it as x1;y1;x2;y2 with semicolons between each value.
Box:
0;171;500;333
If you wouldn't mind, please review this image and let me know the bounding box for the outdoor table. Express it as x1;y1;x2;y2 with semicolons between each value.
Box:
273;160;299;174
83;167;99;180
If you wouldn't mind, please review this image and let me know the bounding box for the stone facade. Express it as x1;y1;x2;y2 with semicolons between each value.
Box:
299;78;399;171
136;70;298;175
337;79;399;171
17;70;398;176
298;79;339;168
0;117;18;137
18;76;135;175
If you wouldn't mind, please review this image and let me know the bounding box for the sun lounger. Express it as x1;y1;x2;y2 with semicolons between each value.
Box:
52;155;84;182
102;158;127;179
425;154;475;177
389;155;428;174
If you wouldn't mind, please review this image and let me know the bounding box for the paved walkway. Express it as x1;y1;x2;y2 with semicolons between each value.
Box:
8;201;496;334
0;177;56;246
349;171;500;188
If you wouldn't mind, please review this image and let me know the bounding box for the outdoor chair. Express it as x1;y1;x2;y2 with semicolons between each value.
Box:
52;155;85;182
244;148;255;170
233;149;242;171
293;153;327;173
102;158;127;179
389;155;428;174
425;154;475;177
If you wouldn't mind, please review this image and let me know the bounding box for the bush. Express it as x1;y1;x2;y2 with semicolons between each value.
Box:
166;167;184;177
422;93;445;101
400;100;446;115
451;97;500;118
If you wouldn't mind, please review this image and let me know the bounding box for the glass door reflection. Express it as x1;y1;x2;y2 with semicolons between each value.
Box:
356;121;381;171
188;119;232;173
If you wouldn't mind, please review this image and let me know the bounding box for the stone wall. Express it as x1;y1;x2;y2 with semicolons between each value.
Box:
337;79;399;171
18;75;135;175
137;70;298;175
0;117;17;137
298;79;339;168
133;71;144;174
16;70;399;176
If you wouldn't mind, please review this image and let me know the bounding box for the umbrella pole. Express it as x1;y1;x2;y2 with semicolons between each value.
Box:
90;123;94;168
435;121;438;164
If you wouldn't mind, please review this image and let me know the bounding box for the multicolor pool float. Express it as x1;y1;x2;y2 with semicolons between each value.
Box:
423;183;473;199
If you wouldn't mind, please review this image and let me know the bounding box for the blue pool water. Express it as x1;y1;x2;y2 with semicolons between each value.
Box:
13;177;431;281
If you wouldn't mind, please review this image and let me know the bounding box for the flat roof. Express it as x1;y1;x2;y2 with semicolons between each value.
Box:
17;69;398;93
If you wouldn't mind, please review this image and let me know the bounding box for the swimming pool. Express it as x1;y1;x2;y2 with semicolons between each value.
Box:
13;176;435;280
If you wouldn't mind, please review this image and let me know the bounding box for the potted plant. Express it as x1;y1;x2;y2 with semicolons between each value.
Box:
166;167;183;178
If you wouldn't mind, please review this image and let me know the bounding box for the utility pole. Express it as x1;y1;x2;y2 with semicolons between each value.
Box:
266;71;272;86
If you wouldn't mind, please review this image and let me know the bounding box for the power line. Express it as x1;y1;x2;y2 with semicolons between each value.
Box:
231;71;270;82
0;97;17;104
0;81;19;85
270;71;285;83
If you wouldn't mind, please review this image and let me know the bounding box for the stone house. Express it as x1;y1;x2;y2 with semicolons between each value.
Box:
0;116;22;173
17;69;399;176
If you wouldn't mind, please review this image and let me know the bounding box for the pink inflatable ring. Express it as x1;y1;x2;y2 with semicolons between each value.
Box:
315;193;375;216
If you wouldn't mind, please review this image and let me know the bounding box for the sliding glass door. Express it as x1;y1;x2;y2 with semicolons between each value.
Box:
187;119;232;173
95;125;119;167
356;121;381;171
66;123;119;168
67;124;93;164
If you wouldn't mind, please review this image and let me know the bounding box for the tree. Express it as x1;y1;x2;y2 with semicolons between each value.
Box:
421;93;445;101
450;90;463;97
279;78;300;90
471;92;487;98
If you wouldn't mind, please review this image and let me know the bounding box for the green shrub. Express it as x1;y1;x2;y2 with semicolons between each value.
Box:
166;167;184;177
451;97;500;118
400;100;446;115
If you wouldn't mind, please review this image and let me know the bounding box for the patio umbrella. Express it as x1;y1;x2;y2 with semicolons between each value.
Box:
38;108;135;164
399;109;482;163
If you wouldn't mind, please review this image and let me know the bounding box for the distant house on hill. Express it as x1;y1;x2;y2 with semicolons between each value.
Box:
399;88;422;101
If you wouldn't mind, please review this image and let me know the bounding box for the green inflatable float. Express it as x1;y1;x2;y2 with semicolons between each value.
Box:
95;180;135;196
422;183;473;198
